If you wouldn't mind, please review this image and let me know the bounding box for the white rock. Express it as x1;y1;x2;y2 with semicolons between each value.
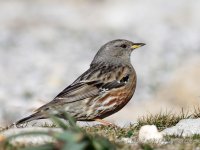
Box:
1;127;61;146
138;125;163;143
162;118;200;137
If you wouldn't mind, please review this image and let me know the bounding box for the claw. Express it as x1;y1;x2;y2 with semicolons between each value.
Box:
95;119;115;126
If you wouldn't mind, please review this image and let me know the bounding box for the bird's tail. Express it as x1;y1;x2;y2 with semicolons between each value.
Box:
15;112;46;126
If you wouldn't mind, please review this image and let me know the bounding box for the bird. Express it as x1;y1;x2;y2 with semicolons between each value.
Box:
15;39;145;126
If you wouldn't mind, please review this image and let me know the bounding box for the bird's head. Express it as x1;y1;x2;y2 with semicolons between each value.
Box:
91;39;145;65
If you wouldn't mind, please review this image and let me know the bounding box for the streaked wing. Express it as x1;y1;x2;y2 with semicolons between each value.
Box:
55;80;103;102
35;63;130;112
35;80;102;112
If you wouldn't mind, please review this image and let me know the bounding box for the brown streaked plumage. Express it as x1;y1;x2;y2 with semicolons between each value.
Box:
15;39;145;126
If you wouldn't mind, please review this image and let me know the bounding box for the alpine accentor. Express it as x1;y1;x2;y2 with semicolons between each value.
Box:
16;39;145;125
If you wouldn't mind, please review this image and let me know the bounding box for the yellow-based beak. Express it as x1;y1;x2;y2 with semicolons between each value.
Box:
131;43;146;49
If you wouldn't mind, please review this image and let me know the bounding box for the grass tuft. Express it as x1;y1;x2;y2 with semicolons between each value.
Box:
84;124;137;142
192;134;200;140
136;108;190;130
193;106;200;118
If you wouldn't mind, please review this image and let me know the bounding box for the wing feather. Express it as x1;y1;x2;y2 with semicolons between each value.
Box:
35;64;130;112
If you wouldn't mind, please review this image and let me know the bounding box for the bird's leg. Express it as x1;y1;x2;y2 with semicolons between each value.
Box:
95;119;114;126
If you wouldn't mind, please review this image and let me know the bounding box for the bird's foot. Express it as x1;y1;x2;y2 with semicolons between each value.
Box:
95;119;115;126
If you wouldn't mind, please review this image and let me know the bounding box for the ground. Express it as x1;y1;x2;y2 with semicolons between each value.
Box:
1;109;200;150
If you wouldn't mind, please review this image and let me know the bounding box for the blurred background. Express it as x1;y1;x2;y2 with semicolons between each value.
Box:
0;0;200;126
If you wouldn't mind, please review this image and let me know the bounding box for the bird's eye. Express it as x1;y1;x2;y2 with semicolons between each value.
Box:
120;44;127;48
